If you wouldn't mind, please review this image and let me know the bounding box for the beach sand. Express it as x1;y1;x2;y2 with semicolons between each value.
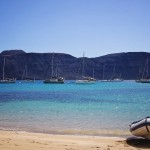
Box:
0;130;150;150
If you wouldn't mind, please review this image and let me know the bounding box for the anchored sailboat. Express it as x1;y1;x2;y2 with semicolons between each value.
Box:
109;65;123;82
136;59;150;83
75;53;96;84
0;57;16;83
43;53;64;84
100;64;109;82
21;65;35;83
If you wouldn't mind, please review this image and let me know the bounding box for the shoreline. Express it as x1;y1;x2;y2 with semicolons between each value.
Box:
0;127;131;137
0;130;149;150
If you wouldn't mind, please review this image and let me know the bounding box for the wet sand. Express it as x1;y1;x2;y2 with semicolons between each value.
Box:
0;130;150;150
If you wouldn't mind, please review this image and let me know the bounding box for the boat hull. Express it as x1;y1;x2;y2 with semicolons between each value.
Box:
130;117;150;140
136;79;150;83
20;80;35;83
75;80;95;84
43;78;64;84
0;79;16;83
43;81;64;84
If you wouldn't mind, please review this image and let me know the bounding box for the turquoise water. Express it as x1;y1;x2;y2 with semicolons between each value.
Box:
0;80;150;136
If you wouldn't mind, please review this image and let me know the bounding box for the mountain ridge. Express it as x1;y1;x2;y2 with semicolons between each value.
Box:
0;50;150;80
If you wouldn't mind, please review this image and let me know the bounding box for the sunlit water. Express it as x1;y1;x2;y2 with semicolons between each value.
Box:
0;80;150;136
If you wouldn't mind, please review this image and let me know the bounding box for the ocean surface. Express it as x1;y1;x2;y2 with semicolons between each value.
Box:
0;80;150;136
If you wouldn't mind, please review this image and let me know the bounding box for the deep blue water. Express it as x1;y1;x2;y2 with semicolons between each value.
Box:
0;80;150;136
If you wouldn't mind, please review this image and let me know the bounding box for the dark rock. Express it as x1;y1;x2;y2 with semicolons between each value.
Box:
1;50;26;56
0;50;150;80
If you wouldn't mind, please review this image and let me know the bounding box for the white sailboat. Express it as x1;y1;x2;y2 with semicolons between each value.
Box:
0;57;16;83
100;65;123;82
109;65;123;82
75;53;96;84
21;65;35;83
136;59;150;83
100;64;109;82
43;53;64;84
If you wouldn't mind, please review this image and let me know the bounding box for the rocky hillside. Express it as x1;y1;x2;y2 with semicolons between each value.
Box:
0;50;150;80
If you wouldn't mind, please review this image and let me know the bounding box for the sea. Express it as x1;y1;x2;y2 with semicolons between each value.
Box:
0;80;150;137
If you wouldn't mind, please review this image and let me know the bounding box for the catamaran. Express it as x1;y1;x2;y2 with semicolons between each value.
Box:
0;57;16;83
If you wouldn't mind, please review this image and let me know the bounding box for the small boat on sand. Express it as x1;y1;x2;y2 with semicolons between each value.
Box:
130;117;150;140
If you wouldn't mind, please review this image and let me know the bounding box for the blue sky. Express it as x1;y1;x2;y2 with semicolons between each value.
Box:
0;0;150;57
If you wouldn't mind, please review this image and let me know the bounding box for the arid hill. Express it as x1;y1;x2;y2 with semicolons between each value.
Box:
0;50;150;80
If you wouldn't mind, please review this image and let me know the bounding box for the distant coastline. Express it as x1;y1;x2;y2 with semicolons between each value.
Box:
0;50;150;80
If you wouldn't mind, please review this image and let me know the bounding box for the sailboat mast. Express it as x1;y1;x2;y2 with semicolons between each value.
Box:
22;66;25;80
93;67;94;78
142;59;148;79
111;65;116;79
82;52;85;78
51;53;54;77
114;65;116;78
56;63;58;77
25;65;27;78
2;57;5;80
102;65;105;80
146;59;149;78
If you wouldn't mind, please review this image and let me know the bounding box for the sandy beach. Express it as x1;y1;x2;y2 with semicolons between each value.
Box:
0;130;150;150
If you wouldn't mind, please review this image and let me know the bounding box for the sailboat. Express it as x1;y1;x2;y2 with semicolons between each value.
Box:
0;57;16;83
43;53;64;84
100;64;109;82
136;59;150;83
109;65;123;82
21;65;35;83
75;53;96;84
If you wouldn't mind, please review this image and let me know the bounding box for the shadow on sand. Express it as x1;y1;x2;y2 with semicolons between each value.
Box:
126;137;150;149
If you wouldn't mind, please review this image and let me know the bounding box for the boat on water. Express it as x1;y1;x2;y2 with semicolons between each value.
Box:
100;78;123;82
109;78;123;82
0;78;16;83
136;78;150;83
110;65;123;82
43;53;65;84
101;65;123;82
0;57;16;83
75;53;96;84
136;59;150;83
21;65;35;83
76;76;96;84
99;64;109;82
130;117;150;140
43;76;64;84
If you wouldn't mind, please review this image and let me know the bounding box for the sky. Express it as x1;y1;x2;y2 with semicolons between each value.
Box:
0;0;150;58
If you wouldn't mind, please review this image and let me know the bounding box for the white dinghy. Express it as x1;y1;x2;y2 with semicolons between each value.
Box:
130;117;150;140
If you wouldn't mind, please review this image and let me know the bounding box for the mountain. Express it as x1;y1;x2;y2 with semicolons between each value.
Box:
0;50;150;80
